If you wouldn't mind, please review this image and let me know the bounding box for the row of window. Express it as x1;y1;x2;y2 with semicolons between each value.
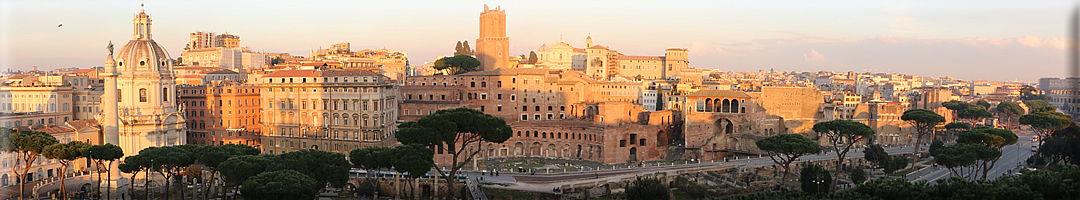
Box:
264;87;382;93
408;77;543;87
267;128;383;141
267;76;380;84
180;88;258;94
3;94;58;99
264;112;388;128
182;99;259;107
515;130;596;141
265;140;360;153
266;99;383;111
187;118;259;129
186;108;258;117
188;139;257;146
618;134;646;147
520;113;566;121
2;117;69;128
0;103;69;112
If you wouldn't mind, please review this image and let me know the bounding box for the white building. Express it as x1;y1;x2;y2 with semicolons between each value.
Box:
101;7;187;158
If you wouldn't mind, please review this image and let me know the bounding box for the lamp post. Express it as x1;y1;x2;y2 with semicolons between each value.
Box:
149;158;154;200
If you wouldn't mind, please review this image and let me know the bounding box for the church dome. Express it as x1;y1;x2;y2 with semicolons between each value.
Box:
114;40;171;72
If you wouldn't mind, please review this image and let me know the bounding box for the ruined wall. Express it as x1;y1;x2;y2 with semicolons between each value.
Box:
757;87;824;135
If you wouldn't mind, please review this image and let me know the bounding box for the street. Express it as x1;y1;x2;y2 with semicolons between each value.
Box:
473;144;921;193
477;129;1038;194
910;130;1036;183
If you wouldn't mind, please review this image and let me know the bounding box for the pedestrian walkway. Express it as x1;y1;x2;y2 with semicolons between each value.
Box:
465;177;488;200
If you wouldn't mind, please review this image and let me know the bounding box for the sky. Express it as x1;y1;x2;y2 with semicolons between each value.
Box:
0;0;1074;83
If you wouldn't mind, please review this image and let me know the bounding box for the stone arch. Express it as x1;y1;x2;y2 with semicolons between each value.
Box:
546;143;557;157
722;99;731;113
587;146;594;159
629;147;638;162
531;142;541;156
562;144;571;158
725;120;734;134
713;118;734;135
728;137;741;150
596;146;603;159
731;100;739;113
576;145;582;158
656;130;665;147
704;98;713;112
514;142;524;156
713;99;721;112
487;144;496;157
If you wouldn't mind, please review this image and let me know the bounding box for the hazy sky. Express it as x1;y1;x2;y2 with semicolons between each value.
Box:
0;0;1073;82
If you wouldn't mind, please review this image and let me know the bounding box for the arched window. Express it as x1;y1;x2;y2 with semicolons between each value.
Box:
162;87;169;101
139;88;147;102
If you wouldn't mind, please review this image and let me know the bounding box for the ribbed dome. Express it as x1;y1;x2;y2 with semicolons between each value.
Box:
114;40;171;72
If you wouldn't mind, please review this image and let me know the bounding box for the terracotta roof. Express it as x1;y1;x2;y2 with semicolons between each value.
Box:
685;90;752;98
556;70;601;84
72;69;96;73
263;69;381;77
33;125;75;134
703;80;736;85
459;68;549;76
615;55;662;61
175;66;228;71
66;119;100;131
586;45;609;50
573;48;586;53
207;69;239;74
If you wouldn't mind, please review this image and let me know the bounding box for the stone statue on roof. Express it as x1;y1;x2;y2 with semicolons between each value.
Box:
107;41;114;55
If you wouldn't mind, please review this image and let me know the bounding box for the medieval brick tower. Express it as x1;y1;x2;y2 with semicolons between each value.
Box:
476;5;510;71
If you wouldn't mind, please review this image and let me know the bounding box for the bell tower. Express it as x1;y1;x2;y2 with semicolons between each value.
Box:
475;5;510;71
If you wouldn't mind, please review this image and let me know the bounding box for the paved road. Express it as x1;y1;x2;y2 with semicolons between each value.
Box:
910;130;1036;183
474;145;920;193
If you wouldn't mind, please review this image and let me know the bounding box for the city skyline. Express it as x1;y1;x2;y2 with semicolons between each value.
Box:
1;0;1073;82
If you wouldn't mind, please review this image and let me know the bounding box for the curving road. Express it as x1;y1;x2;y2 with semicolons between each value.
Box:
474;145;921;193
909;130;1036;183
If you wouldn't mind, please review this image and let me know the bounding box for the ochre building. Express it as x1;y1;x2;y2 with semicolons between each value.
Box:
258;69;399;155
